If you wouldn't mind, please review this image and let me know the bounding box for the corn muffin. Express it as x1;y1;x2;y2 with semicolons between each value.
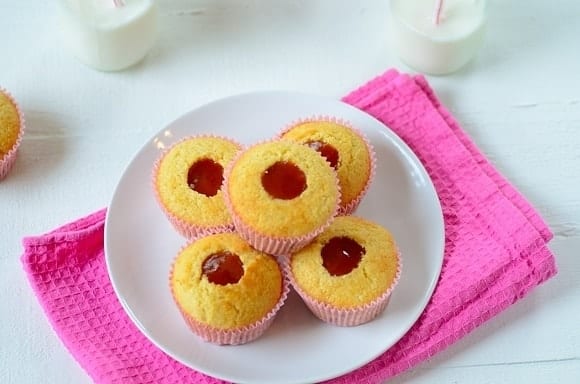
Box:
279;117;375;215
288;216;401;326
170;231;288;345
153;135;242;239
0;88;24;180
224;140;340;255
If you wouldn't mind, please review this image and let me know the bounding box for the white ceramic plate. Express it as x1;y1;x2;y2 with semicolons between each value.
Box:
105;91;444;384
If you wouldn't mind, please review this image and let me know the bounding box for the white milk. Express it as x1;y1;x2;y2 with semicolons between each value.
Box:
59;0;158;71
389;0;486;75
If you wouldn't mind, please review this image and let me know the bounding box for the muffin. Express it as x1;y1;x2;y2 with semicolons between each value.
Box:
153;135;242;239
279;117;375;214
0;88;24;181
170;231;288;345
223;140;340;255
288;216;401;326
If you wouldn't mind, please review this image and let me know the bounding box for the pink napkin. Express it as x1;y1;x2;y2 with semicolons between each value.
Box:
22;69;557;384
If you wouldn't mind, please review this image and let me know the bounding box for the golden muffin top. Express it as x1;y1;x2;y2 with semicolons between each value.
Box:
154;136;241;227
280;120;373;210
290;216;400;309
225;140;340;238
0;91;21;157
171;232;283;329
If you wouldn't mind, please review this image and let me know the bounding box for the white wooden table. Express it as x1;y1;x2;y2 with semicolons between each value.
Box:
1;1;579;383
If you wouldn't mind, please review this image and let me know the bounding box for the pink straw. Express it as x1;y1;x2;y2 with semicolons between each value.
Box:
113;0;125;7
433;0;443;25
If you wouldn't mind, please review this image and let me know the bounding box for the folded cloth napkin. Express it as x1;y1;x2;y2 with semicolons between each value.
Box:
22;69;557;384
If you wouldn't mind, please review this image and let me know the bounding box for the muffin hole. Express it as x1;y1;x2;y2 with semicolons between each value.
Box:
321;236;365;276
202;251;244;285
187;158;223;197
261;161;307;200
306;141;339;169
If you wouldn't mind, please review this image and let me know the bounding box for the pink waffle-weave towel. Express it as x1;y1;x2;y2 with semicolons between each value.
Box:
22;69;557;384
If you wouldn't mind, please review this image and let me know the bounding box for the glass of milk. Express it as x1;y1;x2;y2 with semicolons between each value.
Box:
58;0;158;72
388;0;487;75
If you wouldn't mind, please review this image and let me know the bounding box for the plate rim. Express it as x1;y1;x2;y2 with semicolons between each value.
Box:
104;90;445;384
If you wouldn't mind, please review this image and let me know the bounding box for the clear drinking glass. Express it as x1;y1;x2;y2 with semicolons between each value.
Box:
58;0;158;71
388;0;487;75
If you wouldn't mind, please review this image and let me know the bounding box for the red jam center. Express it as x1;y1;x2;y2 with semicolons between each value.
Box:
187;158;224;197
261;161;307;200
321;236;365;276
202;251;244;285
306;141;339;169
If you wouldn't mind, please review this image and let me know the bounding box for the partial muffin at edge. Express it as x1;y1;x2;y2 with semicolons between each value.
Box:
0;89;24;180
